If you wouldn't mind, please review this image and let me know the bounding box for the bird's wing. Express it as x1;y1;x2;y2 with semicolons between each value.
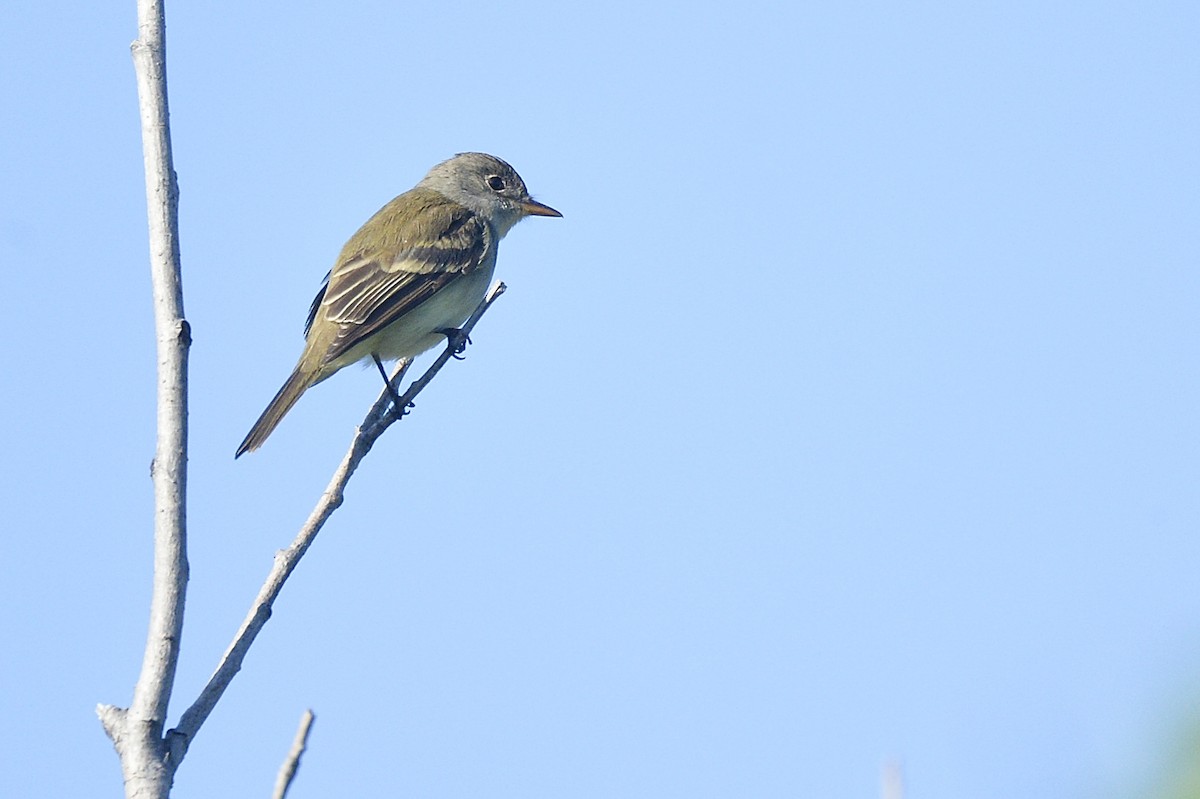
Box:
305;193;491;367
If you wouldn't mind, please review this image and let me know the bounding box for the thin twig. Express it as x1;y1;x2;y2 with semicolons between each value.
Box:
272;710;316;799
168;280;508;755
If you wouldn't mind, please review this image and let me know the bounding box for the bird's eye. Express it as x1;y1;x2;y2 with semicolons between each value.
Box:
487;175;506;191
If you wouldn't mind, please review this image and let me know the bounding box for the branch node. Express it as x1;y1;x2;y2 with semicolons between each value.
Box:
164;728;189;766
96;703;128;741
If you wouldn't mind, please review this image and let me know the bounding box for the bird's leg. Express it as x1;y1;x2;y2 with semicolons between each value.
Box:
372;354;412;417
436;328;472;360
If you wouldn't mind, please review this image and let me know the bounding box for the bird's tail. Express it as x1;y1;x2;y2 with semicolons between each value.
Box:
236;366;316;457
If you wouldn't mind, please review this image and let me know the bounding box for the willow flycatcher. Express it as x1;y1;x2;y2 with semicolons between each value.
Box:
236;152;560;457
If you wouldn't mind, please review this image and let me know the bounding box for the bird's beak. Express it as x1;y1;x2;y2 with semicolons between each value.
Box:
521;199;562;218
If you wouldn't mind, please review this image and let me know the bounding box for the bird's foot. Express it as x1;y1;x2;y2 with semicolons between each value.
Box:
437;328;472;360
391;399;416;420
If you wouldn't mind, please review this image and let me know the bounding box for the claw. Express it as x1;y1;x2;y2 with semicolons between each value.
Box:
437;328;472;359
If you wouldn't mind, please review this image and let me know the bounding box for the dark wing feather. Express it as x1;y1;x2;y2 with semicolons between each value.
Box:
304;271;331;336
312;193;489;367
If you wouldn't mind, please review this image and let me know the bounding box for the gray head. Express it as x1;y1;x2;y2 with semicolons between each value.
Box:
418;152;561;236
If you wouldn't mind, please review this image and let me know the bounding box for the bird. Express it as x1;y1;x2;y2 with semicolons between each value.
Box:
236;152;560;457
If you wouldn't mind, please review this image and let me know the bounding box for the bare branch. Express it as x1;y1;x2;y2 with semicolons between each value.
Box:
132;0;189;732
272;710;316;799
109;2;511;795
100;1;189;796
169;281;508;752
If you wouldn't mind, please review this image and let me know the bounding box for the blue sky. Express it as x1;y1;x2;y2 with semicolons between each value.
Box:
2;1;1198;797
